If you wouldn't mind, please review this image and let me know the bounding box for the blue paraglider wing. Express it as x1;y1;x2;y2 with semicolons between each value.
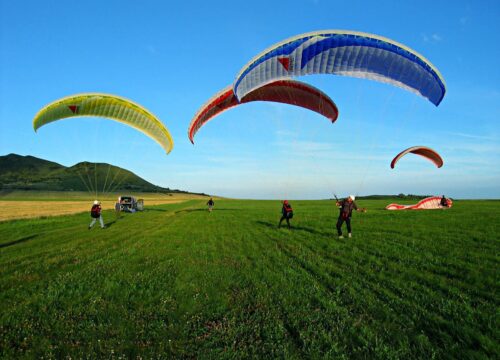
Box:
234;30;446;106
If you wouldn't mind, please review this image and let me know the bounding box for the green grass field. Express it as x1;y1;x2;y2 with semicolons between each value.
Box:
1;199;498;358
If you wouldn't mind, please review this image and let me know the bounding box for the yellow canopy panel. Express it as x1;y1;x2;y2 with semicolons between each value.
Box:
33;93;173;154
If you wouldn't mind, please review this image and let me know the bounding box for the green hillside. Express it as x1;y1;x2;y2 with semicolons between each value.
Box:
0;199;498;358
0;153;64;178
0;154;185;194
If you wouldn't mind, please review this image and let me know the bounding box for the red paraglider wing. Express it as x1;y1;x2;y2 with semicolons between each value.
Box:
390;146;443;169
188;87;237;144
188;80;338;144
386;196;452;210
240;80;338;121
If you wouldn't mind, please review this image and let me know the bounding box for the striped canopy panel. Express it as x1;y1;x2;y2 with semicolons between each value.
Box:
33;93;173;154
386;196;452;210
234;30;446;106
188;80;338;144
390;146;443;169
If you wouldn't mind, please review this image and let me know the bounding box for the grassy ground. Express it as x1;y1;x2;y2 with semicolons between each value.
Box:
0;199;498;358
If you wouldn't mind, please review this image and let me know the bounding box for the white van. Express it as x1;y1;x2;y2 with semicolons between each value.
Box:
117;195;144;212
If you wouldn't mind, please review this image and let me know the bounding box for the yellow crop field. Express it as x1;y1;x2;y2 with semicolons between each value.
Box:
0;191;210;221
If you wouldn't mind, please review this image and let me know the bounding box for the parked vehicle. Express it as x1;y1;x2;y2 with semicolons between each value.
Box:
117;195;144;212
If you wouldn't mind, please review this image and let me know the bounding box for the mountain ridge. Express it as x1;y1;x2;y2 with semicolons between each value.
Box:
0;153;203;195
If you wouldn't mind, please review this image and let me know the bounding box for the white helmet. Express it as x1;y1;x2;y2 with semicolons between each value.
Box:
349;195;355;201
93;200;99;205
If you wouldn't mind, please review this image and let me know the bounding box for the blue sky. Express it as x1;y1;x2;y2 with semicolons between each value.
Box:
1;0;499;199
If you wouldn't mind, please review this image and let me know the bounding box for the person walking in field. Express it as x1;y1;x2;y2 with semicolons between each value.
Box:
336;195;365;239
114;200;121;219
207;198;215;212
89;200;105;229
278;200;294;229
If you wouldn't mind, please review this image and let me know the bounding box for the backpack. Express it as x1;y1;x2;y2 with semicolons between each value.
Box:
90;205;100;218
285;204;293;219
339;202;350;220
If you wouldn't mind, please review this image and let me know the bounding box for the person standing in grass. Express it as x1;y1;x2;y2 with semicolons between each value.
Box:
89;200;105;229
114;200;121;219
336;195;365;239
278;200;294;229
207;198;215;212
440;195;451;208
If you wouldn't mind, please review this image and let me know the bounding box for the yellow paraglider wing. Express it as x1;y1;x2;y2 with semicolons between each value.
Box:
33;93;173;154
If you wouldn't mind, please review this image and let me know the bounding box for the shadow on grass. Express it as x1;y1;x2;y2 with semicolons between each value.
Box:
255;220;327;235
104;220;118;228
0;234;38;248
145;208;169;212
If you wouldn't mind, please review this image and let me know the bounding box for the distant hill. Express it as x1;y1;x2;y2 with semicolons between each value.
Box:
0;154;204;195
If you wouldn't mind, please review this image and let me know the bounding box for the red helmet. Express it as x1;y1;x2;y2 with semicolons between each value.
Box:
283;200;289;205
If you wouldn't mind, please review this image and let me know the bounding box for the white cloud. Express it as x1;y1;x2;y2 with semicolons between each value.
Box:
275;129;299;138
446;132;498;141
289;140;334;152
441;142;500;155
431;34;442;42
421;33;443;43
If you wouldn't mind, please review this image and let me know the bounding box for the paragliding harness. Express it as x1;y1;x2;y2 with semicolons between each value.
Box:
90;204;101;219
334;194;348;220
440;197;450;207
284;203;293;219
335;195;358;220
